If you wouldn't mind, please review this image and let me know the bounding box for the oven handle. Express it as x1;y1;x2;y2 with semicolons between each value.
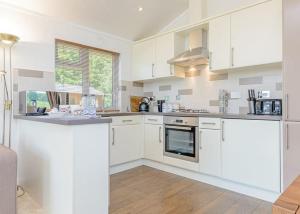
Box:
164;125;194;131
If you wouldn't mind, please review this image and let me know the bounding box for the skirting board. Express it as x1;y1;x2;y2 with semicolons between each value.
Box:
110;159;280;203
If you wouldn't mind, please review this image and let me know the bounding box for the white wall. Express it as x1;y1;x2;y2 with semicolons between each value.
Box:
0;2;134;146
205;0;263;17
0;3;133;80
143;65;282;114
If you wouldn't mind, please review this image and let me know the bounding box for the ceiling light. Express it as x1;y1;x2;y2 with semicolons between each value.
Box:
138;7;143;12
0;33;19;47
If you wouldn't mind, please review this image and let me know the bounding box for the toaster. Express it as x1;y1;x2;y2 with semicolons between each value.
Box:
255;99;282;115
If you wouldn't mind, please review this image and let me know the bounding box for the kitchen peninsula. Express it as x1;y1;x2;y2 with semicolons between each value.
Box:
14;115;112;214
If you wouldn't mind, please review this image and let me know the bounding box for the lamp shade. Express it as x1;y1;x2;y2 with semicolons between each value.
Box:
0;33;19;47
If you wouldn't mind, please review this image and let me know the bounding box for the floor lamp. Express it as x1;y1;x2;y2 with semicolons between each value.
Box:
0;33;19;148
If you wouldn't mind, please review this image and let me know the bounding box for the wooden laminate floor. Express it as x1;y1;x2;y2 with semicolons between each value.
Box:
110;166;272;214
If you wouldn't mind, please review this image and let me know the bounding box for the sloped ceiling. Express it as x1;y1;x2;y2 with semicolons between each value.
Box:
0;0;189;40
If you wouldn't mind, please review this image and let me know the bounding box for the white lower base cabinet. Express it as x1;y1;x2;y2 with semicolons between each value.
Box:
110;124;144;166
221;119;281;192
199;129;221;177
144;124;163;162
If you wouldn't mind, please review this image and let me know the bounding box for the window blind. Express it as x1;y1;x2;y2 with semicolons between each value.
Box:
55;39;119;108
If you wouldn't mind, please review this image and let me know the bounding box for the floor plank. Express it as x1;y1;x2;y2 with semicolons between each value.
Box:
110;166;272;214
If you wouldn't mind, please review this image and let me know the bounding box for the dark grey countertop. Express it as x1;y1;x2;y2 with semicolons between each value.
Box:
14;115;112;125
14;112;282;125
99;112;282;121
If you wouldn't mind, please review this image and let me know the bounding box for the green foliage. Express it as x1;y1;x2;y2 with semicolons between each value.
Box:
26;91;50;109
56;67;82;86
56;43;80;63
89;52;113;108
55;44;114;108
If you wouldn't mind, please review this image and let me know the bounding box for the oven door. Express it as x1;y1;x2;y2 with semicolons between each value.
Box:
164;125;199;162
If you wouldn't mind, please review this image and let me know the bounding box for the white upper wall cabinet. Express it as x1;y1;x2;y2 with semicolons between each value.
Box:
231;0;282;68
132;39;156;81
208;0;282;71
132;32;185;81
155;33;175;78
208;15;231;71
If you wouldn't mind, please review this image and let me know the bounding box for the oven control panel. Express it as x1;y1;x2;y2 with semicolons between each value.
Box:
163;116;199;127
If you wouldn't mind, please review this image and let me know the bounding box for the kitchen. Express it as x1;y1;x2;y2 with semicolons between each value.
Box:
0;0;300;213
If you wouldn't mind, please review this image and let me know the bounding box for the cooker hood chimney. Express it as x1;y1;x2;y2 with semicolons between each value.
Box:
167;29;209;67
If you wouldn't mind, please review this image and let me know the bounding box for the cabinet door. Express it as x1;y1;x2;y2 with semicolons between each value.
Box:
208;15;231;71
231;0;282;68
199;129;221;177
132;39;155;81
110;125;144;166
283;122;300;190
144;124;163;162
221;119;281;192
283;0;300;121
155;33;174;78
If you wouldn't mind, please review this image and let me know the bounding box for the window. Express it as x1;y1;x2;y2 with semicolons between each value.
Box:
55;39;119;108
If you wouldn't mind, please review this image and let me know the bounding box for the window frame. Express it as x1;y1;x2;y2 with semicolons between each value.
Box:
55;39;120;109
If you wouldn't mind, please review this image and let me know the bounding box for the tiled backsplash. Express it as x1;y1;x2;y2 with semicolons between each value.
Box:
142;64;283;114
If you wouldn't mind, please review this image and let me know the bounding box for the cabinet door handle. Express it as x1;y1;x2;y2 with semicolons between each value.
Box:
170;65;173;75
231;47;234;67
209;52;212;70
112;128;115;145
286;124;289;150
285;94;289;120
199;130;203;149
201;122;216;126
122;120;133;123
221;121;225;142
148;119;158;122
152;64;155;78
159;126;162;143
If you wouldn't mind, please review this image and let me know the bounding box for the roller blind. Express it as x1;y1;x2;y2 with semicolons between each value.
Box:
55;39;119;108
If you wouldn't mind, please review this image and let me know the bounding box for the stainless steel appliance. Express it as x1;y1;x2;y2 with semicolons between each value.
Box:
139;97;150;112
255;99;282;115
164;116;199;162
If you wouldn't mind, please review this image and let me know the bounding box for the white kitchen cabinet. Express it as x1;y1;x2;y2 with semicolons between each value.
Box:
283;122;300;190
110;124;144;166
132;33;184;81
230;0;282;68
144;124;164;162
221;119;281;192
199;129;221;177
155;33;175;78
208;15;231;71
132;39;155;81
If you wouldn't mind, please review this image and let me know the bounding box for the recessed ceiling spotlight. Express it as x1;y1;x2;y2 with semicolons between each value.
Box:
138;7;143;12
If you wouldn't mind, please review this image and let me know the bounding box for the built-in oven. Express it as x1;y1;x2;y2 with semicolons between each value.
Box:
164;116;199;162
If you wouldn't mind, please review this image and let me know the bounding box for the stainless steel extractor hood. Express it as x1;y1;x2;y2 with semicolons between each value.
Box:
168;29;209;67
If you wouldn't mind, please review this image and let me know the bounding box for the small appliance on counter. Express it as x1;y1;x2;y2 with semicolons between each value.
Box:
139;97;150;112
255;99;282;115
247;89;282;115
157;100;166;113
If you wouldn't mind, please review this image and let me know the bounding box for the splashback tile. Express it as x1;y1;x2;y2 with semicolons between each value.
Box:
18;69;44;78
133;82;144;87
209;100;219;106
209;73;228;81
239;76;263;85
159;85;172;91
178;89;193;96
144;92;154;97
276;82;282;91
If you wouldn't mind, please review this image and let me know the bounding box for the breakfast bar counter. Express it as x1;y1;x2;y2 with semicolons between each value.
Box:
15;115;111;214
